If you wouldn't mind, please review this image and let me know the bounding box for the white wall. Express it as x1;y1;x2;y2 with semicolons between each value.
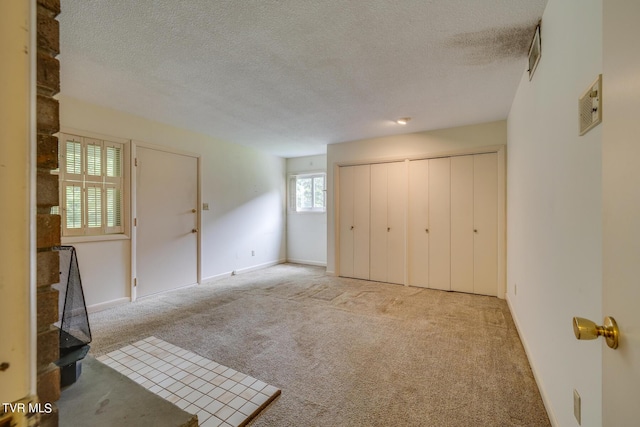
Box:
326;120;506;274
506;1;602;426
0;0;34;402
60;96;287;309
286;155;327;266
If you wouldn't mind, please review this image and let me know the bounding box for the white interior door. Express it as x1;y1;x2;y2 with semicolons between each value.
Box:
473;153;498;296
338;164;370;280
428;157;451;291
602;1;640;423
370;163;388;282
408;160;429;287
386;162;406;285
450;155;474;294
353;165;371;279
338;166;355;278
135;146;198;298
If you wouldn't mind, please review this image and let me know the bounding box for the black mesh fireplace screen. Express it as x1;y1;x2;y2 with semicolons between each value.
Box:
53;246;92;357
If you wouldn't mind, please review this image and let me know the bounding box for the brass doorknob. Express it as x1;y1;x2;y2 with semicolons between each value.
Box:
191;228;198;233
573;316;619;349
0;362;9;372
350;226;354;230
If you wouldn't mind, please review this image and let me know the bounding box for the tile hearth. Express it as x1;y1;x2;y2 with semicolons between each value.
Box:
97;337;280;427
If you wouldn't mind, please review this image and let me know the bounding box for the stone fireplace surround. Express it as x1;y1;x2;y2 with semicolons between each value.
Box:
36;0;63;425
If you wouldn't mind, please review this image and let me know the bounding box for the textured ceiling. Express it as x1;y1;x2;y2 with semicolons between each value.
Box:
59;0;547;158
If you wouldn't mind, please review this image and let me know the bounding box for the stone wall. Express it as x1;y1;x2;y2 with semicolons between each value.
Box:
36;0;61;425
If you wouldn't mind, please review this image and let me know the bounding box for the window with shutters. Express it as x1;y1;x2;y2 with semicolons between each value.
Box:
289;173;326;213
57;133;127;237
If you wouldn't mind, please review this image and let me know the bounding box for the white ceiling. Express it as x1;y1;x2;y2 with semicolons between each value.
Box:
59;0;547;158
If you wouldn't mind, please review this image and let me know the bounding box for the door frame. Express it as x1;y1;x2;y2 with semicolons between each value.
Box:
333;144;506;297
130;141;201;301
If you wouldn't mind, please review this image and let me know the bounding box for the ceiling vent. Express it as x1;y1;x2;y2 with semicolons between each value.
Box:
579;74;602;136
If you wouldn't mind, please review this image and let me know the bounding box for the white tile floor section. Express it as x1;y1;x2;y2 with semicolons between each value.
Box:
96;337;280;427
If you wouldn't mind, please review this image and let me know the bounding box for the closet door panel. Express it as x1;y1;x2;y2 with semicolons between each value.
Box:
353;164;371;279
428;157;451;291
408;160;429;287
369;163;388;282
450;156;474;294
386;162;406;284
474;153;498;296
338;166;355;278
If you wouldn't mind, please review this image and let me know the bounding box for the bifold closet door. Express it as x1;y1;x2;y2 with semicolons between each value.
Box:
370;162;406;284
408;160;429;287
473;153;498;296
339;164;370;279
428;157;451;291
450;155;474;294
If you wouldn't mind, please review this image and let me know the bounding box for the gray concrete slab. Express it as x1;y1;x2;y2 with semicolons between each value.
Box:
58;355;197;427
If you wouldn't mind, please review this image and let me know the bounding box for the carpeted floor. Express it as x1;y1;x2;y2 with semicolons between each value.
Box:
88;263;551;427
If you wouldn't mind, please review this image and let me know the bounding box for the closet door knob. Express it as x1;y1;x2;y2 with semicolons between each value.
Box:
474;229;478;233
425;228;429;233
350;226;354;230
387;227;391;232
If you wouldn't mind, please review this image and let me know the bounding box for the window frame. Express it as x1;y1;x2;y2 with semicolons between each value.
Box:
288;172;327;214
57;131;130;242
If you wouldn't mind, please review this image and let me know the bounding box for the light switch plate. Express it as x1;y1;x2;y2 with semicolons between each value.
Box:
579;74;602;136
203;203;209;211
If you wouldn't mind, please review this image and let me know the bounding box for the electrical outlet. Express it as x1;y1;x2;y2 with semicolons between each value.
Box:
251;250;255;256
574;389;581;425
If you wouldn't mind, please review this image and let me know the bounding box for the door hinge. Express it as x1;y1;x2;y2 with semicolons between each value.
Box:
134;278;137;287
135;158;138;166
134;218;137;226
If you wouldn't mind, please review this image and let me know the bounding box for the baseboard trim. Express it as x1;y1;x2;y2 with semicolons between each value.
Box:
202;259;287;283
286;259;327;267
506;294;558;427
87;297;130;314
235;259;287;275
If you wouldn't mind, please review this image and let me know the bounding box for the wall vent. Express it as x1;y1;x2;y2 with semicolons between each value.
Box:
579;74;602;136
528;24;541;81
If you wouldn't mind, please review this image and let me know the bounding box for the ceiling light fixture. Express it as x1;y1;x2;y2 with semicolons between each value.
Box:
396;117;411;125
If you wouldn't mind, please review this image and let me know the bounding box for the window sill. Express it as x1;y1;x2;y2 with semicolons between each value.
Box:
62;233;130;244
288;210;327;215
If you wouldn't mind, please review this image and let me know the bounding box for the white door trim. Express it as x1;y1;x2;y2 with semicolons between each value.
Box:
130;140;201;301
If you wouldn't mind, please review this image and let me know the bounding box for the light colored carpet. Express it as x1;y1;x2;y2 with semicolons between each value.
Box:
88;263;551;427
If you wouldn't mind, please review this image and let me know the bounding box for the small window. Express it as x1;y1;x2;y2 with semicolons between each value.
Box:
289;173;326;213
58;133;126;237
